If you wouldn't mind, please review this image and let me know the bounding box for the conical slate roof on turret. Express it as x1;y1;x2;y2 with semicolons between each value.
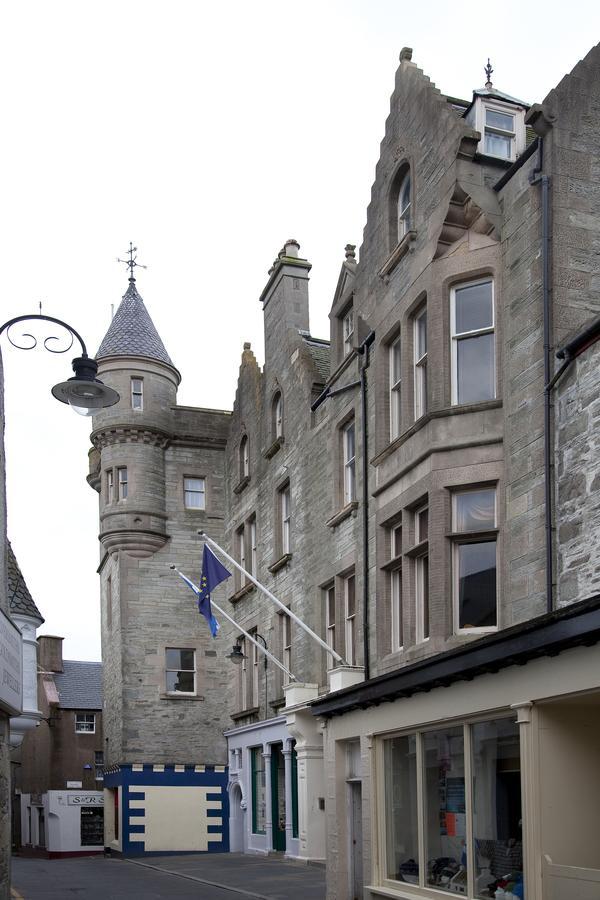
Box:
96;278;174;365
7;540;44;623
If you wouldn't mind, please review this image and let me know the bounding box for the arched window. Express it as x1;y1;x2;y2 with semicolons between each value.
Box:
397;171;411;241
272;392;283;440
239;435;249;479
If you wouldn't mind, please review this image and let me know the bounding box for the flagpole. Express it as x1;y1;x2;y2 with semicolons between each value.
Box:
198;531;347;666
170;567;297;682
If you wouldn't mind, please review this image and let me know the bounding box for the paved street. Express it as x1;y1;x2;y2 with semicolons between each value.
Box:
11;853;326;900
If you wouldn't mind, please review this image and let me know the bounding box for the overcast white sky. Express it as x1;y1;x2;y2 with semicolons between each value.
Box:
1;1;599;660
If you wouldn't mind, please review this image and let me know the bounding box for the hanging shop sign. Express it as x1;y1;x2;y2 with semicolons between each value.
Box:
0;609;22;716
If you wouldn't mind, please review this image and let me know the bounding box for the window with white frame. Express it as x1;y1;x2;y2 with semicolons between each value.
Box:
273;392;283;440
239;636;248;709
451;279;495;405
131;377;143;410
117;467;128;500
75;713;96;734
106;470;114;503
344;572;356;665
414;307;427;419
389;524;403;652
279;483;291;555
484;106;516;160
165;648;196;694
343;420;356;504
184;476;206;510
280;612;292;686
249;516;257;577
250;630;259;707
453;488;497;631
415;505;429;642
342;308;354;356
94;750;104;781
324;583;336;659
389;335;402;441
397;171;411;241
239;434;249;479
236;525;246;590
382;717;522;897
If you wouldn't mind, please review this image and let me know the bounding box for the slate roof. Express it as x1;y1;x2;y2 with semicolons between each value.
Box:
302;336;330;383
54;660;102;710
96;279;174;366
7;541;44;623
473;86;530;107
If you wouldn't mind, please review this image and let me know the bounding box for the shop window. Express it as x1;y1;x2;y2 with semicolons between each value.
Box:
184;476;205;510
75;713;95;733
165;648;196;694
251;746;266;835
131;377;143;410
453;489;497;631
80;805;104;846
451;280;495;405
414;306;427;419
389;334;402;441
381;716;522;899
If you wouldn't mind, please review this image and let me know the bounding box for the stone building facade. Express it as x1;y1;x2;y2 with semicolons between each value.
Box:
86;43;600;899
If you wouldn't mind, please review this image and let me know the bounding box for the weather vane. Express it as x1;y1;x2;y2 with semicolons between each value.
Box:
117;242;147;282
485;59;494;89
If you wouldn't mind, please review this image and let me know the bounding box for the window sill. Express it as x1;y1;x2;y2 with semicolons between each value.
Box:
228;582;255;603
381;554;403;572
264;436;284;460
446;529;498;543
325;501;359;529
404;539;429;559
233;475;251;495
269;697;285;712
230;706;260;722
378;230;417;280
160;693;205;702
268;553;292;574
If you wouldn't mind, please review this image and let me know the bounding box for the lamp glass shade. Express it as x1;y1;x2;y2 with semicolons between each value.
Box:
228;645;246;664
51;377;120;414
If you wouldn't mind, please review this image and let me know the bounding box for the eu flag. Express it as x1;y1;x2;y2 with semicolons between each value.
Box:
177;545;231;637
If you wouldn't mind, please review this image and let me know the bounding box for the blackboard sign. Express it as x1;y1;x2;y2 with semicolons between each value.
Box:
80;806;104;846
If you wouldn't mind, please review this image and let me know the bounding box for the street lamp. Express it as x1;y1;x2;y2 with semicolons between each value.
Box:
0;313;120;415
228;634;269;720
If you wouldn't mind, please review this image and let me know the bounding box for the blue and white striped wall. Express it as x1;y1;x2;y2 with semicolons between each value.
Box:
103;763;229;856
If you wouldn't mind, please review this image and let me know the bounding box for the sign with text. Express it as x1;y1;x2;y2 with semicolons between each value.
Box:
0;609;22;716
67;794;104;806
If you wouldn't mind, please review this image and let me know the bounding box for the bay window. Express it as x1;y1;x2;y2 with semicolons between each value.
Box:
381;717;523;898
453;488;497;631
451;279;495;405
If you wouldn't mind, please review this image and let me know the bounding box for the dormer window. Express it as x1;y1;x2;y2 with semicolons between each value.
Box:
343;309;354;356
397;172;411;240
484;106;515;159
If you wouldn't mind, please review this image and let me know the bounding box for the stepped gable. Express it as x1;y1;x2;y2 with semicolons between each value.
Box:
7;540;44;623
96;279;174;365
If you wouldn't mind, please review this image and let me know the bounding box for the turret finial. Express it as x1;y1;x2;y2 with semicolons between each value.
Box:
117;242;147;283
484;58;494;90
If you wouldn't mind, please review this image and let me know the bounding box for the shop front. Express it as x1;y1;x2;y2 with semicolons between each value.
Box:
312;598;600;900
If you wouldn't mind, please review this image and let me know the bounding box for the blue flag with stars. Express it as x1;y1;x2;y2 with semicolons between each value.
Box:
178;545;231;637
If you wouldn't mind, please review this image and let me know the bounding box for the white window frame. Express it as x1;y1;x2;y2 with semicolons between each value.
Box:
390;524;403;653
273;393;283;440
131;377;143;410
281;613;292;686
184;476;206;510
324;583;336;659
239;636;248;709
414;307;427;420
452;488;498;634
414;504;429;643
343;420;356;504
240;435;249;479
344;573;356;665
94;750;104;782
250;631;259;706
236;525;246;589
280;484;291;555
484;104;516;160
249;517;257;577
165;648;196;695
117;467;128;500
106;470;114;503
342;308;354;356
75;713;96;734
389;335;402;441
451;278;496;406
397;172;411;241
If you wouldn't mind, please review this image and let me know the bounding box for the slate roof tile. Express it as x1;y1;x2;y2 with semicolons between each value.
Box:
96;279;174;365
7;541;44;623
54;660;102;710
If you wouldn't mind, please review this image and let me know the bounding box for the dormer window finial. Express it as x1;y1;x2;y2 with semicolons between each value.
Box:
485;59;494;90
